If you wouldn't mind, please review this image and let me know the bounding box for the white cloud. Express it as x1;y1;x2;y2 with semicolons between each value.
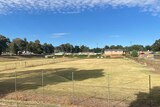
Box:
0;0;160;14
51;33;70;38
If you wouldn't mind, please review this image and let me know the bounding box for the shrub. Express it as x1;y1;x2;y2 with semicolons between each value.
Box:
131;50;138;57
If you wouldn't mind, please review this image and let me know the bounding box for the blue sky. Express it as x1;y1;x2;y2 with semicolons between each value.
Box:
0;0;160;48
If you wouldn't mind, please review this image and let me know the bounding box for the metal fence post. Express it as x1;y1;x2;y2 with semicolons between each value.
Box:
15;71;17;92
25;61;26;68
107;74;110;107
149;75;152;107
15;70;17;107
15;63;17;69
5;65;7;70
42;70;44;106
72;72;74;106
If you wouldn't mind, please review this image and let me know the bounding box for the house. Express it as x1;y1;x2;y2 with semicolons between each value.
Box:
154;54;160;59
54;52;64;56
104;49;125;56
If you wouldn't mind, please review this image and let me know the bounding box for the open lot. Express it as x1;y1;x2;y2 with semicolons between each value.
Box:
0;58;160;107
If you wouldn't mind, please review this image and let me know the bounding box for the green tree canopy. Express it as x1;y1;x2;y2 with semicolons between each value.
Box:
44;43;54;54
12;38;26;52
104;45;109;49
145;45;152;51
152;39;160;52
109;45;124;49
60;43;73;53
8;42;19;54
90;48;103;53
80;45;90;52
73;46;80;53
0;35;10;55
129;45;144;51
131;50;138;57
26;40;44;54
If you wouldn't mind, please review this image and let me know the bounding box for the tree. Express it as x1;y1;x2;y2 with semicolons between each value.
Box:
129;45;144;51
27;40;44;54
109;45;124;49
0;35;10;55
60;43;73;53
65;43;73;53
117;45;124;49
145;45;152;51
152;39;160;52
8;42;19;54
131;50;138;57
54;46;62;53
80;45;90;52
110;45;116;49
60;44;66;52
33;40;44;54
124;46;130;51
27;41;34;53
12;38;26;53
90;48;103;53
104;45;109;49
44;43;54;54
73;46;80;53
23;38;28;53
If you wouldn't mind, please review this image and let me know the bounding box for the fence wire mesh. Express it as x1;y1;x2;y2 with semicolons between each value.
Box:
0;68;160;107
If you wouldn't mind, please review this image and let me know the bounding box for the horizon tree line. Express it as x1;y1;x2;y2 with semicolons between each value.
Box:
0;34;160;55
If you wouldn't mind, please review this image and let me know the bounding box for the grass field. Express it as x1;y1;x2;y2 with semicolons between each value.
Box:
0;58;160;107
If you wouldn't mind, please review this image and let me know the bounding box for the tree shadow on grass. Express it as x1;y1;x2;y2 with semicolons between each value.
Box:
129;86;160;107
0;68;104;98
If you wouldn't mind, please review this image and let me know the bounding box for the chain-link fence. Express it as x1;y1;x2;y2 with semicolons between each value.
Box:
0;69;160;107
0;58;78;71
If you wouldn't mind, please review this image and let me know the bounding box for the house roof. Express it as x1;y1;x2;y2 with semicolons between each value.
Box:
105;49;124;51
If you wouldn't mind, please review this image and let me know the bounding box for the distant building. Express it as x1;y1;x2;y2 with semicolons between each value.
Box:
104;49;125;56
64;53;72;55
54;52;64;56
22;51;34;55
154;54;160;59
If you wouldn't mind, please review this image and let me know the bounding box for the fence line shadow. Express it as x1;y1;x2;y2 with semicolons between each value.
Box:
129;86;160;107
0;68;104;98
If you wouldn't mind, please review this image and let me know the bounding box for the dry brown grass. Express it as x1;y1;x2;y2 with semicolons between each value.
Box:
0;58;160;107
